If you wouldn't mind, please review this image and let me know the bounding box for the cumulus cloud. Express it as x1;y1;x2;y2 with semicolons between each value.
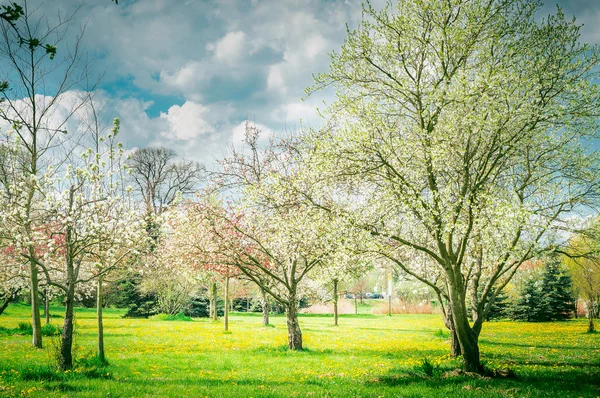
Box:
159;102;215;141
17;0;593;170
207;31;248;62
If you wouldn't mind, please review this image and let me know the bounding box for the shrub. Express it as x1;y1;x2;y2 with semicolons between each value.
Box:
151;313;193;321
18;322;32;333
41;323;62;336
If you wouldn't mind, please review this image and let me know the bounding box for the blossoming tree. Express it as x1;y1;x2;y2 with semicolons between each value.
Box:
306;0;600;372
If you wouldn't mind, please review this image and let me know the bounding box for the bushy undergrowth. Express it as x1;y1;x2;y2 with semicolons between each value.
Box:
0;322;61;336
151;313;193;321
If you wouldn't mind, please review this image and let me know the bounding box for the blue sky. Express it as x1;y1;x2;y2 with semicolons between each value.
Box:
3;0;599;165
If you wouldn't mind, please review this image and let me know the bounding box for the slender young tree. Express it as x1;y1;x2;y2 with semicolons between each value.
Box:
35;118;144;370
0;1;91;348
564;226;600;333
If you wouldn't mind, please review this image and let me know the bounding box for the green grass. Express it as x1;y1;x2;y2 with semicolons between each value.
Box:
0;303;599;397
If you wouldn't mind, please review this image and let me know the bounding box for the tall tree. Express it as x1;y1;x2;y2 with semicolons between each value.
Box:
127;147;203;218
307;0;600;372
0;1;91;348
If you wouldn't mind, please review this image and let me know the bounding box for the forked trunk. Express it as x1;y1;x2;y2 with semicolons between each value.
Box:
286;299;302;350
450;291;482;373
97;276;106;363
333;279;339;326
29;262;42;348
262;289;270;326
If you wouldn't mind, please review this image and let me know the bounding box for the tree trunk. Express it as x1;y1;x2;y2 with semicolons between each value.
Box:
354;295;357;314
445;307;461;357
450;290;482;373
29;262;43;348
224;277;229;331
60;282;76;371
333;279;339;326
286;300;302;350
0;288;19;316
97;276;106;363
388;276;393;316
211;282;218;321
450;324;461;357
262;289;270;326
360;290;364;304
0;295;11;316
588;301;596;333
44;291;50;325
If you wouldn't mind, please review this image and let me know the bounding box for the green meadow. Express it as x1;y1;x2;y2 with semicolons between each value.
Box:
0;303;599;397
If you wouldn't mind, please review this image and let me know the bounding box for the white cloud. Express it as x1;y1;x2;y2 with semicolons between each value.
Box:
207;31;247;62
159;101;215;141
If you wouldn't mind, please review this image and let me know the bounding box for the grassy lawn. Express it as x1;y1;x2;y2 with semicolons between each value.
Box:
0;303;599;397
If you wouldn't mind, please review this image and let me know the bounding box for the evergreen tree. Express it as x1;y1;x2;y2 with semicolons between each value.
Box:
539;261;574;321
509;261;574;322
486;290;510;321
510;278;545;321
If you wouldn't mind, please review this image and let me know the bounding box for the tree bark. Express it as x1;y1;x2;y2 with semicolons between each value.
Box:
60;281;76;371
333;279;339;326
450;288;482;373
44;290;50;325
0;288;19;316
588;300;596;333
29;262;43;348
354;294;357;314
262;288;270;326
97;275;106;363
211;282;218;321
224;277;229;331
0;295;11;316
446;308;462;357
286;299;302;350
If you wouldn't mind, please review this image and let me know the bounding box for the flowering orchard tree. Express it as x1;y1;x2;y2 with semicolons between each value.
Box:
34;118;145;370
0;3;91;347
166;199;245;330
306;0;600;372
312;249;372;326
0;249;27;315
190;124;349;350
564;223;600;333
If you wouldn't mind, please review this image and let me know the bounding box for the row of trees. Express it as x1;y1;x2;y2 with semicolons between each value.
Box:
2;0;600;375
